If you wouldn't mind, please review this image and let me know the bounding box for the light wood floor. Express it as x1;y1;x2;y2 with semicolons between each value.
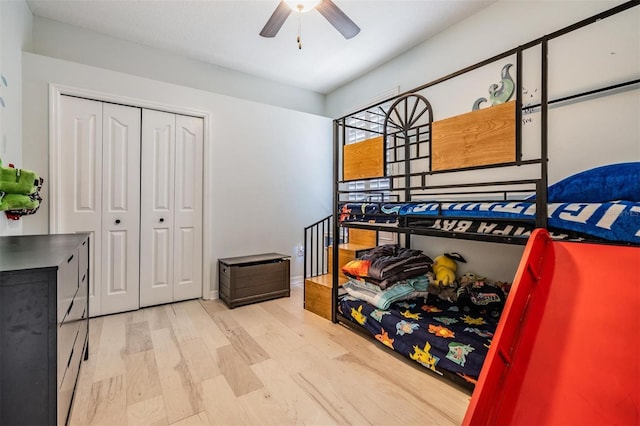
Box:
69;286;471;426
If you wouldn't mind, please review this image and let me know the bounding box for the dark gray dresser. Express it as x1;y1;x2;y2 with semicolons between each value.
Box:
218;253;290;308
0;233;90;426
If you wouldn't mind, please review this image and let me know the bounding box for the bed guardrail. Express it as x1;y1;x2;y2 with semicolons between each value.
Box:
303;215;348;280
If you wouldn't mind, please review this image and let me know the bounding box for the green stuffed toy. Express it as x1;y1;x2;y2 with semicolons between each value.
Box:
0;158;43;218
0;193;39;211
0;158;40;195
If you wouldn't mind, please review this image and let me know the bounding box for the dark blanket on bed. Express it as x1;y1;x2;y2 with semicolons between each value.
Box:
338;293;498;385
342;244;433;289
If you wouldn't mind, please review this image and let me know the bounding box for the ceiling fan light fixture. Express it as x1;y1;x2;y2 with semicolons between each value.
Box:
284;0;322;13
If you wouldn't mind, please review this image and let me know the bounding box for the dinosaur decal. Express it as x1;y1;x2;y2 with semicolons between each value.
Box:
472;63;515;111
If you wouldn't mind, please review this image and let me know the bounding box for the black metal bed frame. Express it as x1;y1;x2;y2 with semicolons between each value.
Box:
328;0;640;384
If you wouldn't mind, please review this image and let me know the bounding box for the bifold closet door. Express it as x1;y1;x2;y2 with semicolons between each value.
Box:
59;96;103;316
100;103;141;315
140;110;203;307
59;96;141;316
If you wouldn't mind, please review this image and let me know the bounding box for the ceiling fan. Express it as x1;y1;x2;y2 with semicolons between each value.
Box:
259;0;361;40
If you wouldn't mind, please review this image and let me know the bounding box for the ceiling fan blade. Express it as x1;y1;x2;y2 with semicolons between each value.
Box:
316;0;360;39
260;1;292;38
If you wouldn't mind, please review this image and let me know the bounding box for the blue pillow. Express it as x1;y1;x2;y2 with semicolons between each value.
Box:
547;162;640;203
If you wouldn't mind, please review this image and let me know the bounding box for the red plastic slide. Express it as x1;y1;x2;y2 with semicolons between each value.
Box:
464;229;639;425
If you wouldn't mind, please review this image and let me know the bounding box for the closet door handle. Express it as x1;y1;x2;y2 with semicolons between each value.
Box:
159;218;164;223
115;219;121;224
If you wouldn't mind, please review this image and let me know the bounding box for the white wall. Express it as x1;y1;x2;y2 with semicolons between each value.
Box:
326;0;639;282
31;15;326;117
22;52;332;295
0;0;32;236
325;0;631;118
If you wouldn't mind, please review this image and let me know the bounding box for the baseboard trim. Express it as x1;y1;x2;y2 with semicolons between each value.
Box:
291;275;303;287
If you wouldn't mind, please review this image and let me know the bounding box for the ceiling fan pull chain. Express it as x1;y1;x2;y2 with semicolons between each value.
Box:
297;11;303;50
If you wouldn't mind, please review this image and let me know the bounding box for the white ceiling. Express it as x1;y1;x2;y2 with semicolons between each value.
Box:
26;0;497;94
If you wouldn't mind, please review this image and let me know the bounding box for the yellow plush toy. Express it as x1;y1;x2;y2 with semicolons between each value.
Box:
432;253;466;287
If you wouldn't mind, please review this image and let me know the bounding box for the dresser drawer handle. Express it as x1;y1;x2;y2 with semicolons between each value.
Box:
67;348;74;368
82;274;86;283
67;254;74;263
67;300;74;316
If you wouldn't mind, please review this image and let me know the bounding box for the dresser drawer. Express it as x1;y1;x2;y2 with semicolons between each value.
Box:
57;306;80;389
57;249;79;323
78;237;89;282
58;328;84;426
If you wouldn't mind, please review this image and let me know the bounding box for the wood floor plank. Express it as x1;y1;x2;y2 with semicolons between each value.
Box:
201;375;254;425
252;322;306;358
217;344;264;397
237;388;296;426
199;298;229;315
166;302;201;343
294;323;349;359
183;300;231;349
125;349;163;405
180;338;220;384
92;313;127;382
126;308;146;324
126;395;168;426
85;375;127;426
68;356;98;426
170;411;210;425
256;340;328;376
207;310;242;338
145;304;173;331
151;327;202;423
291;370;371;426
88;317;103;356
226;326;271;365
229;303;284;338
126;320;154;354
259;301;304;329
250;358;337;425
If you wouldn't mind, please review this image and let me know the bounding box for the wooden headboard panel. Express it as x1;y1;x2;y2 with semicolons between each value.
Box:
343;136;384;180
431;101;516;171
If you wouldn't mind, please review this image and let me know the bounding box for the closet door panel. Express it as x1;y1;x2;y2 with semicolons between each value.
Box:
59;96;103;317
101;103;141;315
173;115;203;301
140;109;175;307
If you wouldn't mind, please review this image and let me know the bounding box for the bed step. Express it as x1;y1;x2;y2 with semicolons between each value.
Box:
328;242;374;279
304;274;347;320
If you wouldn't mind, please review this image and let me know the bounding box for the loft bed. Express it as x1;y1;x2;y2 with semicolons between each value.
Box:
327;1;640;395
